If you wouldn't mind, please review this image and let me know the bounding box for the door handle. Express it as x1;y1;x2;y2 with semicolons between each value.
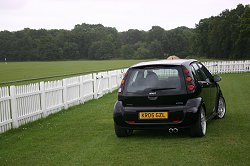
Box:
198;81;210;87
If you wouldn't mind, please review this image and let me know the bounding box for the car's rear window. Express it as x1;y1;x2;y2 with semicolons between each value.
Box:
124;66;186;94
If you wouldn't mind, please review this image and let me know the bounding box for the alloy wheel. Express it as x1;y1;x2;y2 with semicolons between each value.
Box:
218;97;226;118
200;108;206;135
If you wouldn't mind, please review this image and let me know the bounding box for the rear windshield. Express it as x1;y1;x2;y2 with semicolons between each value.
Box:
124;66;186;94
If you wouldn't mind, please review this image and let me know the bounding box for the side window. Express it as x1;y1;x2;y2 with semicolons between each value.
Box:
191;63;208;81
190;64;200;81
197;63;213;81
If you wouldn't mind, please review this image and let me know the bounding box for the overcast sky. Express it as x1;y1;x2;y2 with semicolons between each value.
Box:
0;0;249;32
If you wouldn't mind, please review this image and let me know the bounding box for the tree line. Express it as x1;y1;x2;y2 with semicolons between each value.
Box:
0;4;249;61
195;4;250;59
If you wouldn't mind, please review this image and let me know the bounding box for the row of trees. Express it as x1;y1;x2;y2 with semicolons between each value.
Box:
0;4;249;61
195;4;250;59
0;24;195;61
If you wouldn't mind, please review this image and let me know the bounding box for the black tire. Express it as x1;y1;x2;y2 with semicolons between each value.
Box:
114;123;133;137
215;96;226;119
191;107;206;137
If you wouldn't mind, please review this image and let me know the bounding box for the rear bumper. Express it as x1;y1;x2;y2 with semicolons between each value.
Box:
113;98;202;130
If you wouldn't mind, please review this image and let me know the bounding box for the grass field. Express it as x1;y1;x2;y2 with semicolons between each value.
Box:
0;60;149;83
0;58;216;84
0;73;249;165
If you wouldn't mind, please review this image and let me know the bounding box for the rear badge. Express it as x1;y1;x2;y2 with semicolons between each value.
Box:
149;92;156;95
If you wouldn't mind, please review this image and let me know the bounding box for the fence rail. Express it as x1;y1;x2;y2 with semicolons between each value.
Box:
0;60;250;134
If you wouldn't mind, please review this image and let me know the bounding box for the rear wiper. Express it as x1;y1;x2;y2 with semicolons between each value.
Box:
144;88;176;92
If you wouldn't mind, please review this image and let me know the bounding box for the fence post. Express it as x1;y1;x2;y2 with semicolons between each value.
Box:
63;79;68;109
247;60;250;72
116;70;121;87
116;70;119;87
96;73;103;99
79;76;85;104
243;61;245;72
40;82;47;117
108;71;112;93
10;86;18;128
93;73;98;99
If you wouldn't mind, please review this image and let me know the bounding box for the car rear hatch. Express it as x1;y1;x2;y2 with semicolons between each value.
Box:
119;65;188;107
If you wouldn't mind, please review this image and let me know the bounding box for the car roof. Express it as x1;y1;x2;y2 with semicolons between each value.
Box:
131;59;197;68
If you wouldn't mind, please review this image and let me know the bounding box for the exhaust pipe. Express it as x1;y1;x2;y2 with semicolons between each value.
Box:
173;128;178;133
169;128;173;133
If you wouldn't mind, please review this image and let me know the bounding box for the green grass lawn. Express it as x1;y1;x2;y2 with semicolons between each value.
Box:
0;73;250;165
0;58;215;84
0;60;149;83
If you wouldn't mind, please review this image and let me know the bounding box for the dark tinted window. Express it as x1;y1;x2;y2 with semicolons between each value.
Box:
191;63;208;81
190;64;200;81
124;66;185;93
197;63;213;82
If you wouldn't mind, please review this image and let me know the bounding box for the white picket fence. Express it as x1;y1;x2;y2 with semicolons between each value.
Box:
0;60;250;134
203;60;250;74
0;69;127;133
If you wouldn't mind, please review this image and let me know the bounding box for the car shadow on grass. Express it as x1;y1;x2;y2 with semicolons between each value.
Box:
131;129;192;139
127;118;228;139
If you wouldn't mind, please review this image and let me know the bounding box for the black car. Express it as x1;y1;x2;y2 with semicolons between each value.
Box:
113;59;226;137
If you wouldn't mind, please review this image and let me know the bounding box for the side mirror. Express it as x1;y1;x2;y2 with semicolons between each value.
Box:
213;75;221;82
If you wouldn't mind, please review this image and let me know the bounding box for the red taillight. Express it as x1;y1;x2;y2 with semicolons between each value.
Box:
121;80;125;85
118;72;128;93
183;69;189;74
182;66;196;93
186;76;192;82
187;85;196;91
